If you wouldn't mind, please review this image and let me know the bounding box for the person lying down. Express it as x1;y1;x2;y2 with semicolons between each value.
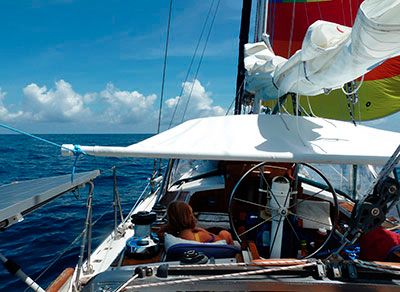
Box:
163;201;233;245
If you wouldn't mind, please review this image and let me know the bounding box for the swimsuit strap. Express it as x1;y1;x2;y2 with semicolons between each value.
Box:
194;231;215;243
194;232;201;242
206;234;216;243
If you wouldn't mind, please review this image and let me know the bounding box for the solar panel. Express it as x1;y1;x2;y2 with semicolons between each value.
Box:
0;170;100;229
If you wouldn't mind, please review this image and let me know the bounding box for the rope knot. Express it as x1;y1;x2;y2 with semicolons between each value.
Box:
73;145;86;156
71;145;86;183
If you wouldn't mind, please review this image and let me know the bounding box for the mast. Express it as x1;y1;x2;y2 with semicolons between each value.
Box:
254;0;270;113
255;0;268;43
234;0;252;115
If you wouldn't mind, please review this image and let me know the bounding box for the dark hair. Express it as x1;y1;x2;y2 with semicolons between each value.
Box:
166;201;196;236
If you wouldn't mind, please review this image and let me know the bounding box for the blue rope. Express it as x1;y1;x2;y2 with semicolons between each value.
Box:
0;122;75;153
0;123;69;150
71;145;86;182
0;122;87;182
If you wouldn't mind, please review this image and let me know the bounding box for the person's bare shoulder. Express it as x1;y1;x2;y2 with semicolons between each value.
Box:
180;229;195;240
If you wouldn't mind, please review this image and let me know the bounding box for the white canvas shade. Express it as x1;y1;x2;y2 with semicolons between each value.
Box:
62;115;400;166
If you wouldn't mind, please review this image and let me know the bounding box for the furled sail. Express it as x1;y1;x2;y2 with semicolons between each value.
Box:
245;0;400;120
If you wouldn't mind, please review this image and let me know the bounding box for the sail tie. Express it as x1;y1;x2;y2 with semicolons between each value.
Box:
71;145;86;182
302;61;312;83
342;76;365;126
342;75;364;96
343;81;360;126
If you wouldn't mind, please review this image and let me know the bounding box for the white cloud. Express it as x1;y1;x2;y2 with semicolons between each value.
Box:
22;80;93;122
183;79;225;116
100;83;157;124
165;79;225;122
0;88;23;121
165;96;180;108
0;79;225;132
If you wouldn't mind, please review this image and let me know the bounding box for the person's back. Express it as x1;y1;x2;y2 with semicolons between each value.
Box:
165;201;233;245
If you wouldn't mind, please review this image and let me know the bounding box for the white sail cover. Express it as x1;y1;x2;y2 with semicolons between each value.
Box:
62;114;400;166
244;0;400;100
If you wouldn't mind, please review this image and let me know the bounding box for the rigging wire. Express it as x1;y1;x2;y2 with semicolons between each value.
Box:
294;64;307;147
23;169;156;290
0;122;86;182
304;3;310;27
225;79;244;116
23;208;109;291
341;0;347;26
156;0;173;134
181;0;221;123
316;2;323;20
225;97;236;116
167;0;215;129
0;123;71;153
270;0;277;47
254;0;261;42
287;1;297;58
154;0;173;175
349;0;354;26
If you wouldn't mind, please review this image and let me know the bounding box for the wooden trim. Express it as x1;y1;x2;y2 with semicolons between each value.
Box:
247;241;260;260
46;267;74;292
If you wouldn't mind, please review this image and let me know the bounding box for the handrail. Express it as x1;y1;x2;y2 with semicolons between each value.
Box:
75;181;94;289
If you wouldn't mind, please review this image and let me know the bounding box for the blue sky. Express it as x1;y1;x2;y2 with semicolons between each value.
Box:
0;0;398;134
0;0;242;133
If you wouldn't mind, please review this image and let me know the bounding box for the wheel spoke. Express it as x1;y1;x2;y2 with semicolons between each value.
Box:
288;211;332;228
258;166;271;189
285;216;300;241
269;190;283;209
288;187;327;209
238;213;280;237
233;197;276;211
259;167;283;209
229;161;339;257
283;190;293;207
269;216;283;253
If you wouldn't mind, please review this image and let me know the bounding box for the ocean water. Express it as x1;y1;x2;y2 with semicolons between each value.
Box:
0;134;398;291
0;134;154;291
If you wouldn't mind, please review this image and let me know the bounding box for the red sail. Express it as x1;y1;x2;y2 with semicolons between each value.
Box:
267;0;360;58
265;0;400;121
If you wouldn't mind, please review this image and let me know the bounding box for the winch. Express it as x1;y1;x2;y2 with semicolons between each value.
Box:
125;211;160;259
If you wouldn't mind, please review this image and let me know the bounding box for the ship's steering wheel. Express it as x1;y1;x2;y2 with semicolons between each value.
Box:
228;162;339;259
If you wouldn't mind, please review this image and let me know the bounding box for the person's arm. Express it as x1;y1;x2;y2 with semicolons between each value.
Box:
181;228;233;244
216;230;233;244
181;228;215;242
